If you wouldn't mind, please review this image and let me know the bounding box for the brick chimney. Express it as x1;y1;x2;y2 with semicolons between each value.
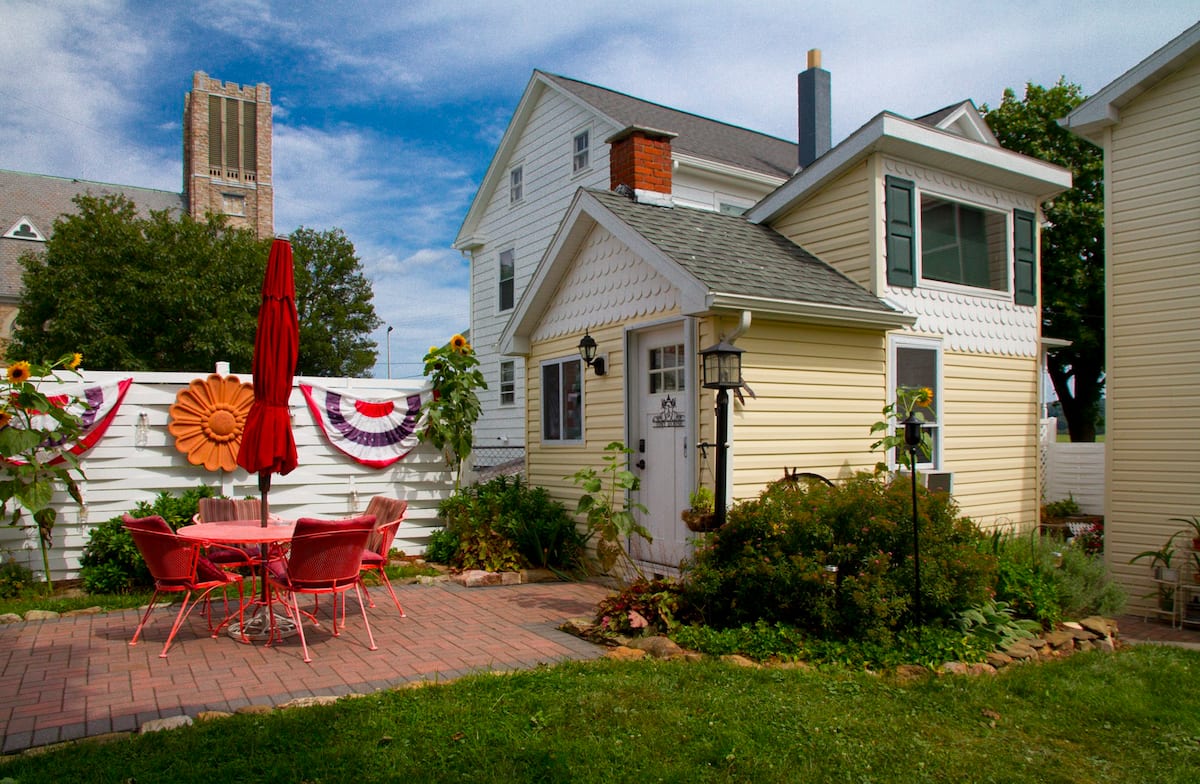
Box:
606;125;677;206
797;48;831;169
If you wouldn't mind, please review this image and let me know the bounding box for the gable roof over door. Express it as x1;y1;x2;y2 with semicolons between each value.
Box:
502;188;911;355
454;70;798;249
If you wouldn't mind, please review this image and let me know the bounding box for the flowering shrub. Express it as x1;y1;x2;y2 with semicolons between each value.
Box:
679;472;995;644
0;353;86;589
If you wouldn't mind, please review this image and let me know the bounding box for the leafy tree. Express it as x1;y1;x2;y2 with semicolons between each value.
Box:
984;79;1105;441
289;226;380;377
10;194;263;371
9;196;381;377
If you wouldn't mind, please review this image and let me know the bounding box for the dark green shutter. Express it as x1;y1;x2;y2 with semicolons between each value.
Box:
1013;209;1037;306
885;176;916;288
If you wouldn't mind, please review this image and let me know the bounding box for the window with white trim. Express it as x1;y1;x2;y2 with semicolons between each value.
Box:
499;361;515;406
541;357;583;443
572;129;590;173
509;165;523;204
890;336;942;469
498;249;515;312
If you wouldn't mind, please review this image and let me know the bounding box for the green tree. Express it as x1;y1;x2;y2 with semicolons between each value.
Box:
10;194;263;371
289;226;381;377
984;79;1105;441
9;196;381;377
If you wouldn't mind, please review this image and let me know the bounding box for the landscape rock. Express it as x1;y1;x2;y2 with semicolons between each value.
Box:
1080;616;1118;638
456;570;502;587
196;710;234;722
235;705;274;716
985;651;1013;669
629;635;684;660
140;715;192;734
720;654;759;668
0;613;22;624
1043;630;1076;650
23;610;60;621
606;646;647;661
892;664;932;682
62;606;104;617
520;568;558;583
280;696;340;710
1002;640;1038;660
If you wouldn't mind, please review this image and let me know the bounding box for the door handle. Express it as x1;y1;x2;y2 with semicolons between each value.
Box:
636;459;646;470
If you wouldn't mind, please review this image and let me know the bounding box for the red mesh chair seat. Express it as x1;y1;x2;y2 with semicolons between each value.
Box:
359;496;409;618
123;514;245;658
266;515;377;663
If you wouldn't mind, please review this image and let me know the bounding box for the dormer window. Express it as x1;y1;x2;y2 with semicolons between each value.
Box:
886;175;1037;306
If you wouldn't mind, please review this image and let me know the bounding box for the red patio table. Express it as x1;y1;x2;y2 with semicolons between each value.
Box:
177;521;297;642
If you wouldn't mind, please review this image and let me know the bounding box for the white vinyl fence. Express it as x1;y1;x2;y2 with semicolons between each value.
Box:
1040;417;1105;515
0;366;453;582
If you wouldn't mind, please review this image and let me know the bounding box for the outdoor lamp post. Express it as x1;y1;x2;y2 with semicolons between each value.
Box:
700;340;744;527
386;325;393;379
903;412;923;629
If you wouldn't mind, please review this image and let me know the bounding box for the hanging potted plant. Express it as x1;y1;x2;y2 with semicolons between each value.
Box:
681;486;718;533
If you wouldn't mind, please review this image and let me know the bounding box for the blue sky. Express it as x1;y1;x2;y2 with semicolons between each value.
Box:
1;1;1195;379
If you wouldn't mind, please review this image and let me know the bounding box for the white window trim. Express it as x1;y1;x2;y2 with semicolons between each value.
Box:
540;355;584;445
887;334;943;471
915;188;1011;297
499;360;516;407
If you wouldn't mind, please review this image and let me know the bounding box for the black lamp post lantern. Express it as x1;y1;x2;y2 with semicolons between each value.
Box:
700;340;744;527
902;412;923;630
577;330;606;376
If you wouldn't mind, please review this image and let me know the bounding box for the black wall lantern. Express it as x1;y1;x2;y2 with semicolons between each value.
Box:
699;340;744;527
578;330;606;376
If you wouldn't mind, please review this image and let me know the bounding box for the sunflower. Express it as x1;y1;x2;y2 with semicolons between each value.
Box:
450;334;468;353
7;362;31;383
914;386;935;406
67;353;83;371
167;374;256;472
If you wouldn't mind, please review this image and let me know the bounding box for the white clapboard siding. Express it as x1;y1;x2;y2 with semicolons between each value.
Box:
0;368;452;581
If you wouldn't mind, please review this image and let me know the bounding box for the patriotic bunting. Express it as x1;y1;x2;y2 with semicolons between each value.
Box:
300;384;431;468
10;378;133;464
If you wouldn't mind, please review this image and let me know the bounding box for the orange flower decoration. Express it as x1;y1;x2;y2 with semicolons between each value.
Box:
168;374;255;471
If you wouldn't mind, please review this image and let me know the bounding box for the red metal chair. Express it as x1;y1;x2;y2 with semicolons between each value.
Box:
360;496;410;618
266;515;377;663
123;513;245;658
193;497;263;572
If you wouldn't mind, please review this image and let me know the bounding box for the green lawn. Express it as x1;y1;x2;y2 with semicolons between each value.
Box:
2;645;1197;783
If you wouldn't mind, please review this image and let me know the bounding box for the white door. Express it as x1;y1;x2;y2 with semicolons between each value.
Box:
628;323;692;570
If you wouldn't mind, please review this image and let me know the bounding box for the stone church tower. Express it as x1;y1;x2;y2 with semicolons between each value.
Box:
182;72;273;238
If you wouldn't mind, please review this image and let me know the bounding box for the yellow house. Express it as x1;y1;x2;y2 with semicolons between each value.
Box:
504;97;1069;576
1062;20;1200;616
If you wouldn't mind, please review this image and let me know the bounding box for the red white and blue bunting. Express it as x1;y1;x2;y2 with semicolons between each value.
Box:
300;384;431;468
10;378;133;465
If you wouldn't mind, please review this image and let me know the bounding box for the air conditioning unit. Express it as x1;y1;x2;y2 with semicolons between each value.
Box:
898;470;954;494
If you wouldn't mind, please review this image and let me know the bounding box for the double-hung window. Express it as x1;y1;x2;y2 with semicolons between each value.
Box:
509;165;523;204
890;336;942;469
541;357;583;443
572;129;590;173
498;249;515;312
499;360;515;406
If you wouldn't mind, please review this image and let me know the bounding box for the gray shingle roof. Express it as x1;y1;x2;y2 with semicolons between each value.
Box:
542;72;798;179
588;189;896;315
0;170;183;301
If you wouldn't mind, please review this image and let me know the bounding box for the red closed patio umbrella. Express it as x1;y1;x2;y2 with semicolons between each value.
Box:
237;237;299;527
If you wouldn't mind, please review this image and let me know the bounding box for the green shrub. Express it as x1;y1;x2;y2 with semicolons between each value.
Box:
437;476;583;571
425;527;460;565
679;472;995;644
956;600;1040;649
78;485;216;594
0;556;35;599
990;530;1125;624
593;577;682;635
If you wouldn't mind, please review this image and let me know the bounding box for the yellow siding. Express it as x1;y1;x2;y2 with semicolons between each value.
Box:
769;161;874;290
941;351;1040;530
1103;54;1200;609
525;322;630;512
726;320;887;496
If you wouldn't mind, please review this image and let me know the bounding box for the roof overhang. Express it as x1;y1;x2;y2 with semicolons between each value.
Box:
1061;20;1200;143
748;112;1072;225
708;293;915;330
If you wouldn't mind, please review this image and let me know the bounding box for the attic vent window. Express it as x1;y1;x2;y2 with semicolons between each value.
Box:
4;217;45;242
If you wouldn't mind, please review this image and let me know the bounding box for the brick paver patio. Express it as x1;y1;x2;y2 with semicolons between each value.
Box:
0;579;612;754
